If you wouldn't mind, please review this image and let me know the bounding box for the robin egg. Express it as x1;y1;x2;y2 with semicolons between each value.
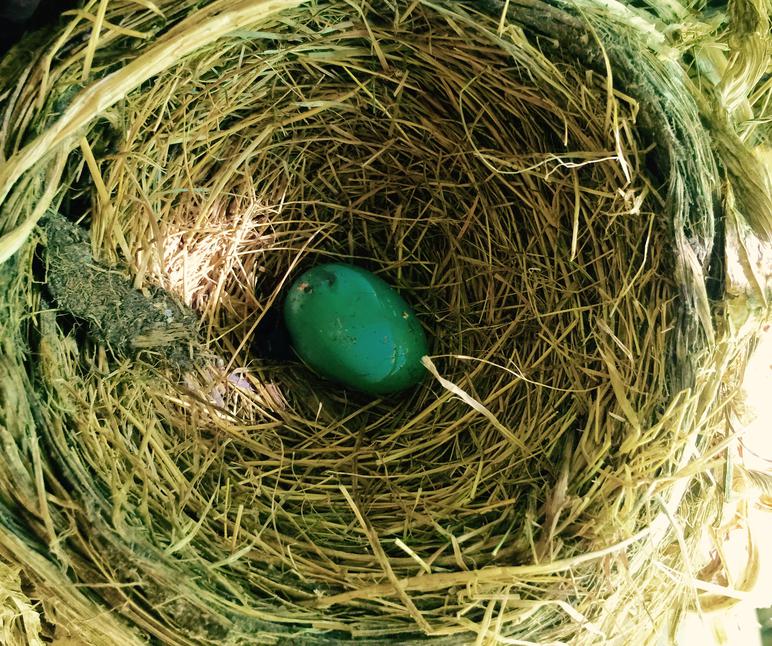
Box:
283;263;429;395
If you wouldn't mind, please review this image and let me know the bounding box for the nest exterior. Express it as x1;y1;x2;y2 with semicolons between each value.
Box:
0;0;770;644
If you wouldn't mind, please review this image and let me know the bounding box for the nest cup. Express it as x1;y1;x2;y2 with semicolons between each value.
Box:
0;0;769;644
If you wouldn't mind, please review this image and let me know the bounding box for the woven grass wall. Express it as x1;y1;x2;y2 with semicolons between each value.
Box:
0;0;770;644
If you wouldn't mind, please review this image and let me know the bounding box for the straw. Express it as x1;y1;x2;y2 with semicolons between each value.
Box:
0;0;769;644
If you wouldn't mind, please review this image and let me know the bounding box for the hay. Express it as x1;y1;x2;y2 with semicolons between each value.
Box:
0;0;770;644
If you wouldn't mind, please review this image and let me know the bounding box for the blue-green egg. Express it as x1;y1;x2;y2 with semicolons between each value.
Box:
283;263;428;395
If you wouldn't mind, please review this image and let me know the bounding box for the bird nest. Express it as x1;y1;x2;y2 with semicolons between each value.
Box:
0;0;769;644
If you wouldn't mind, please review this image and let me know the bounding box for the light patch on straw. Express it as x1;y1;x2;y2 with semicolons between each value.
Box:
0;150;66;264
652;561;751;601
422;356;530;455
570;169;581;260
79;137;133;260
81;0;109;82
340;485;434;634
394;538;432;575
497;0;511;36
315;528;650;607
127;0;164;16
